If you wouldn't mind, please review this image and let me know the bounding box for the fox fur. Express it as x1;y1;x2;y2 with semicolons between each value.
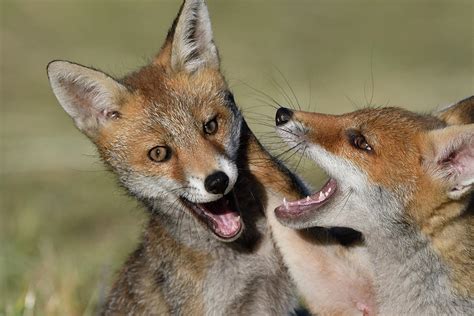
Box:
46;0;309;314
275;96;474;315
46;0;380;314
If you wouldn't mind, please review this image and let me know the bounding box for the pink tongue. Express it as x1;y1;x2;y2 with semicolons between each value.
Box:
200;199;241;238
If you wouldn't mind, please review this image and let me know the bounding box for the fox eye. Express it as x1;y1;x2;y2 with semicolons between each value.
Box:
148;146;171;162
348;131;373;152
353;135;372;152
204;118;218;135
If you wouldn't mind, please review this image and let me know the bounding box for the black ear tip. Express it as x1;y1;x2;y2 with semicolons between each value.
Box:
276;107;293;126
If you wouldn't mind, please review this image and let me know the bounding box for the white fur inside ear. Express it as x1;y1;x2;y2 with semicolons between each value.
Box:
449;184;473;199
47;60;126;137
427;125;474;199
447;140;474;199
171;0;219;73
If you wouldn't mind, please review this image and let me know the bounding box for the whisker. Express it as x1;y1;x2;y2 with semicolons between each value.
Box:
274;67;302;111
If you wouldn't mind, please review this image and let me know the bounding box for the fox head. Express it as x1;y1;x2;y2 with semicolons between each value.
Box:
274;97;474;236
47;0;245;241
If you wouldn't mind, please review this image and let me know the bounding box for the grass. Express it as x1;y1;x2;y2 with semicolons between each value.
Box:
1;171;142;315
1;0;472;314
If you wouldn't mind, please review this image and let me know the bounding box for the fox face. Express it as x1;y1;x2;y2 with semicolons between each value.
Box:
274;99;474;235
95;70;242;205
47;0;244;241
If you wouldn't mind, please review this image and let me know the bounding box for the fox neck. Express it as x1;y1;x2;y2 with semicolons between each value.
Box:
365;202;469;313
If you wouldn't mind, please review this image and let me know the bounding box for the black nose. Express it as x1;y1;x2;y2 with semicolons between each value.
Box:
205;171;229;195
275;107;293;126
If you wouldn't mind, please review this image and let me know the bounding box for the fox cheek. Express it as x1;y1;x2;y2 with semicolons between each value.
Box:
120;172;182;202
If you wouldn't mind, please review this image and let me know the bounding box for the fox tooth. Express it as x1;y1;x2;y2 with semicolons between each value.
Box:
283;198;288;209
319;192;325;200
327;187;332;193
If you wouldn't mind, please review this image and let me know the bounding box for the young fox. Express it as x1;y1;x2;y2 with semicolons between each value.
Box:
274;97;474;314
46;0;311;314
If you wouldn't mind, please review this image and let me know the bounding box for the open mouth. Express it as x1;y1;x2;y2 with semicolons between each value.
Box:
275;178;337;219
181;192;243;241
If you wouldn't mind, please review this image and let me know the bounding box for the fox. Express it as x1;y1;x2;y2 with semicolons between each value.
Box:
46;0;310;314
274;96;474;314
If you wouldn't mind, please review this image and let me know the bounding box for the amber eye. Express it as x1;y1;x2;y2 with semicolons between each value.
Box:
148;146;170;162
352;134;373;152
204;118;218;135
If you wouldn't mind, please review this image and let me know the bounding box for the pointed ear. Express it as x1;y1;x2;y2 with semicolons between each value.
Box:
433;96;474;125
424;125;474;199
47;60;128;139
155;0;219;73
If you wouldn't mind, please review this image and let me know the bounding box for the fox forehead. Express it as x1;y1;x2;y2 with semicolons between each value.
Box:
124;65;227;107
342;107;444;137
104;66;230;138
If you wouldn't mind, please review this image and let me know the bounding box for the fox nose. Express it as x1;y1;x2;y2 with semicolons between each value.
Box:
276;107;293;126
205;171;229;195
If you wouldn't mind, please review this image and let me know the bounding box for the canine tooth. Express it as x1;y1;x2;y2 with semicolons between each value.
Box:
319;192;324;200
283;198;288;209
306;196;311;202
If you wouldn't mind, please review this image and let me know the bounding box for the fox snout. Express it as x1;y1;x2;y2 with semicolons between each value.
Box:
185;153;238;203
205;171;229;195
275;107;310;147
275;107;293;126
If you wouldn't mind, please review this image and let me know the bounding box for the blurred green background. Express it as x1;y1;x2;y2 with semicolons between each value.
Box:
1;0;472;314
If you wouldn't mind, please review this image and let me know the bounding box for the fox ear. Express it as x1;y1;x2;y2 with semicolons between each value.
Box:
47;60;128;139
425;125;474;199
155;0;219;73
433;96;474;125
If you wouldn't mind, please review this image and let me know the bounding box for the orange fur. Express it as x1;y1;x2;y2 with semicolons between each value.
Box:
283;100;473;306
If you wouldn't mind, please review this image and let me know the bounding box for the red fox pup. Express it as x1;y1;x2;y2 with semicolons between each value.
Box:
46;0;310;314
275;97;474;314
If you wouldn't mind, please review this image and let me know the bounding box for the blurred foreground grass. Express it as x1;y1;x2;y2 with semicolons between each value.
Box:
1;172;142;315
1;0;472;314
